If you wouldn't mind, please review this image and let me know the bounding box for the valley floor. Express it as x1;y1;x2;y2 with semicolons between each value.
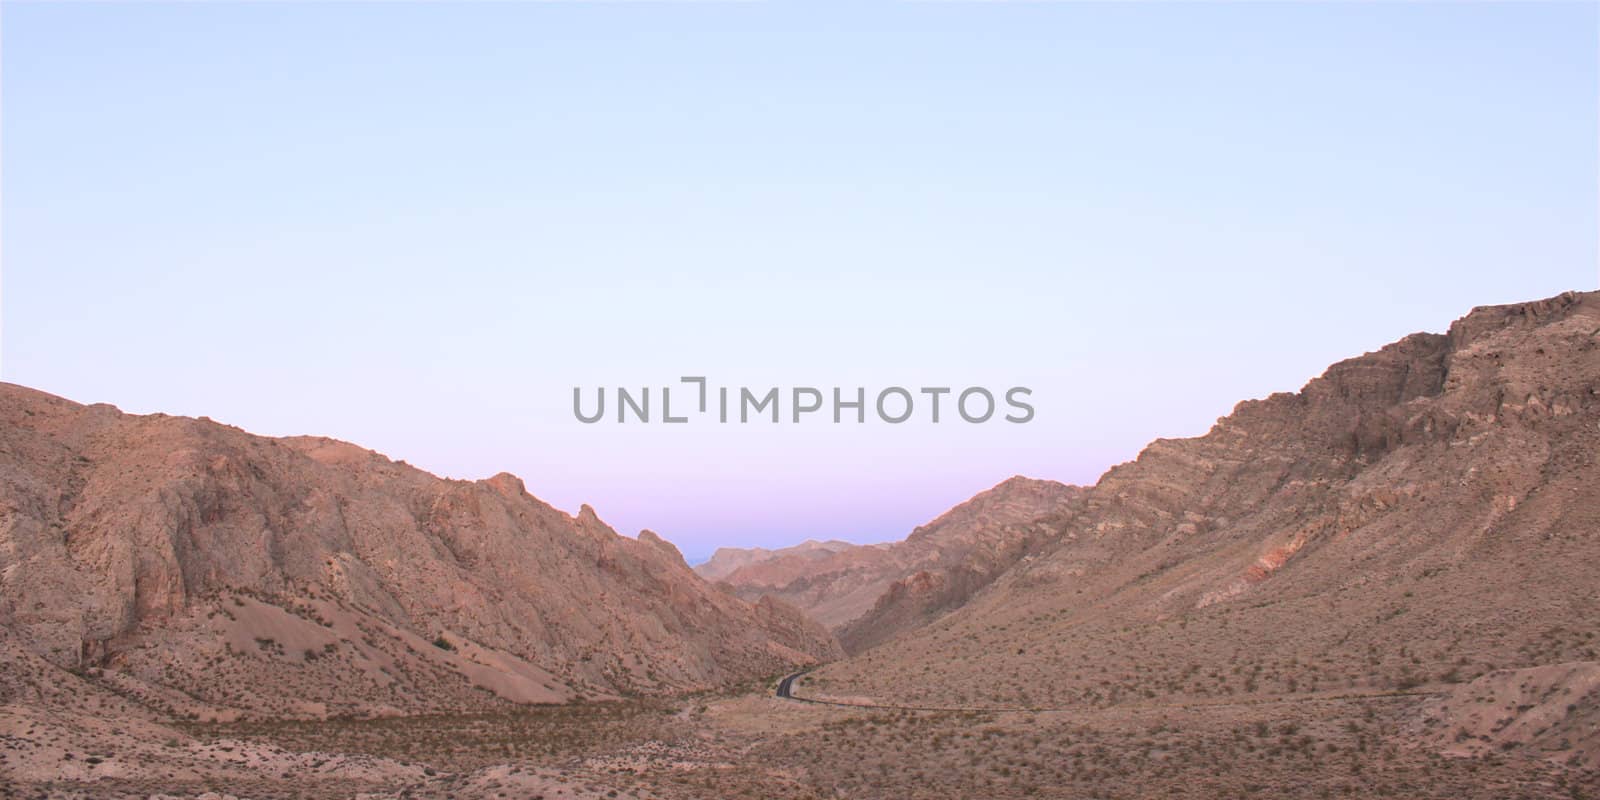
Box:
5;675;1595;800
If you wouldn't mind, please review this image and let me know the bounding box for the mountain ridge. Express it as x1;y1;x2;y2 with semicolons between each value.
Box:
0;383;841;719
802;290;1598;777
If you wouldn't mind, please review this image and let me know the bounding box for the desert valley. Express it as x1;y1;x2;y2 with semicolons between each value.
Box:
3;291;1599;799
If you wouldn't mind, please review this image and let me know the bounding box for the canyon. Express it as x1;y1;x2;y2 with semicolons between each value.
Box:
3;291;1598;798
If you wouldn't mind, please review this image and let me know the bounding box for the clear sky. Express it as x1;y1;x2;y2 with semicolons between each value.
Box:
3;1;1595;562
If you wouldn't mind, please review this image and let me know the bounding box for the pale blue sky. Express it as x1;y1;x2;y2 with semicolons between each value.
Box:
3;1;1595;561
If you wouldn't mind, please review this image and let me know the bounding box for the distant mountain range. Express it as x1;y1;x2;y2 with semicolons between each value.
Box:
696;477;1081;653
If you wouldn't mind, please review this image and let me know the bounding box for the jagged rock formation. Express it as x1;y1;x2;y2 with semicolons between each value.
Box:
0;385;840;719
810;291;1600;769
696;477;1082;652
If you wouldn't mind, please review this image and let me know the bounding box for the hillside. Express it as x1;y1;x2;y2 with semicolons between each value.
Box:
801;291;1600;769
695;477;1081;652
0;384;840;721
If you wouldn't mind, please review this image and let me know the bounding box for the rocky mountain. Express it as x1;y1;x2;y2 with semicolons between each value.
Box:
696;477;1082;652
0;384;840;720
6;292;1597;800
804;291;1600;769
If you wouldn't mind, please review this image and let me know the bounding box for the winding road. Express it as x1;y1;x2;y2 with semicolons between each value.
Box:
774;669;1440;714
775;670;808;701
774;669;1046;712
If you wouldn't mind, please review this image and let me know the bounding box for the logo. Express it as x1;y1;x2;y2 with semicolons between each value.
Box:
574;377;1034;424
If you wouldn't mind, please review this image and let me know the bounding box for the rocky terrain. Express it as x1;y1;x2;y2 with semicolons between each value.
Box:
0;383;839;724
696;477;1081;652
3;291;1597;799
803;291;1600;770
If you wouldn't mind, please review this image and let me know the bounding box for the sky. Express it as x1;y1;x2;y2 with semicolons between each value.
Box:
3;2;1596;563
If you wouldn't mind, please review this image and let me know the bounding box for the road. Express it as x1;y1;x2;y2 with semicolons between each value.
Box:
774;669;1440;714
774;669;1027;712
775;669;808;700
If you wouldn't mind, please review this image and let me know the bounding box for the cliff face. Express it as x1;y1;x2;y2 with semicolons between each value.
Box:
810;292;1600;771
0;385;840;718
696;477;1082;652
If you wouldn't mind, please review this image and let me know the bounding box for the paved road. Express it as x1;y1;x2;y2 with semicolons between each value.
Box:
775;670;808;700
774;669;1033;712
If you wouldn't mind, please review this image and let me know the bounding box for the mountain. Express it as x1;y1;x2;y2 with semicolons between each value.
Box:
6;292;1595;799
802;291;1600;767
695;477;1082;652
695;539;859;583
0;384;840;720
